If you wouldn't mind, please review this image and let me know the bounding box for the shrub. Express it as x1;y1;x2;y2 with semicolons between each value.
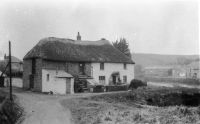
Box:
105;85;128;92
129;79;147;90
0;98;23;124
93;85;105;93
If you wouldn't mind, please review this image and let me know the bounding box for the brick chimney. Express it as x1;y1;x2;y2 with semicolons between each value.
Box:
77;32;81;40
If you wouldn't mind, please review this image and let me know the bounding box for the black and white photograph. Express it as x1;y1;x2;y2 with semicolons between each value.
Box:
0;0;199;123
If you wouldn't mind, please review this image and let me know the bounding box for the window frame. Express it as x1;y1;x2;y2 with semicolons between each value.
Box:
123;75;127;83
100;63;104;70
123;63;127;70
46;74;50;82
99;76;106;84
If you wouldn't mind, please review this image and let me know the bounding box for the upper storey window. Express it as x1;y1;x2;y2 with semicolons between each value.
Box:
100;63;104;70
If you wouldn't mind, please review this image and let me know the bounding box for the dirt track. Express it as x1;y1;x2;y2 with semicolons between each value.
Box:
2;87;124;124
3;88;74;124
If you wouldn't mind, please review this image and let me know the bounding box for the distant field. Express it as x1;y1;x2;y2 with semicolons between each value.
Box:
132;53;199;67
145;77;200;86
62;86;200;124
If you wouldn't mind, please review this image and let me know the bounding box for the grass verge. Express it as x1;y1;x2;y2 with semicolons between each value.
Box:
0;90;24;124
61;87;200;124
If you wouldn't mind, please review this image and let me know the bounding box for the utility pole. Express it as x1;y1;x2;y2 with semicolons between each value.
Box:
9;41;13;101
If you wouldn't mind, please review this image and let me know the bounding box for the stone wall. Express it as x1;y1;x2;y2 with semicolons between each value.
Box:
67;63;79;77
33;59;42;92
23;59;31;89
85;63;92;77
23;59;43;92
23;59;93;92
66;78;71;94
43;60;66;70
67;62;92;77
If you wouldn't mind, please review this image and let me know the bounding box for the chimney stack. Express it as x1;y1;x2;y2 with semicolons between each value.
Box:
77;32;81;40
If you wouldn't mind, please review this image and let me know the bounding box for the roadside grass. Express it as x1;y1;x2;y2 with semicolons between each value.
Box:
61;86;200;124
0;90;7;103
0;90;24;124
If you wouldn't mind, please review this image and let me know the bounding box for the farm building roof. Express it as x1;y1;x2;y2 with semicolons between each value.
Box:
188;61;200;69
4;56;22;63
23;37;134;64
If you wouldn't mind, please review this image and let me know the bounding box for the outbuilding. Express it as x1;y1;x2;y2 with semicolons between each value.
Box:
42;69;74;94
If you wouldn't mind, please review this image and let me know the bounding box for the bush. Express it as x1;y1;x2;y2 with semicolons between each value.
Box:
93;85;105;93
129;79;147;90
0;98;23;124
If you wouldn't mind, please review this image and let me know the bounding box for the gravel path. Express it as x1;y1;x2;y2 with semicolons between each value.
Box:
13;89;74;124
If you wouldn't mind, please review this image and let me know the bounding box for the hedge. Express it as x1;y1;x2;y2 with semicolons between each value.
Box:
105;85;128;92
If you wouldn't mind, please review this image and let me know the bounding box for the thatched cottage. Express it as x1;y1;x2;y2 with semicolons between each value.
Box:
23;33;135;94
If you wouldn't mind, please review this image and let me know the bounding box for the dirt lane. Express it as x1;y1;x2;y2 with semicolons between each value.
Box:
14;90;74;124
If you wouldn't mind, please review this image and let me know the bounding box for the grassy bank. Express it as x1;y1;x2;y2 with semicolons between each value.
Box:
61;87;200;124
0;91;23;124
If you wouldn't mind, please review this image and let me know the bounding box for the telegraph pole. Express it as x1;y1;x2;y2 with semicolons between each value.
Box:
9;41;13;101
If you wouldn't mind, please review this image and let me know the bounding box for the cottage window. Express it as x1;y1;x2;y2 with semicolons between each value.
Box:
100;63;104;70
99;76;105;84
123;76;127;83
124;63;127;70
46;74;50;82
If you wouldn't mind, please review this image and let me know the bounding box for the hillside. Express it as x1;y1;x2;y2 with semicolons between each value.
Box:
132;53;199;67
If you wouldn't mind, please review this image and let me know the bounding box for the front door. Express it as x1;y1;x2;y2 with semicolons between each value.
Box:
112;76;116;84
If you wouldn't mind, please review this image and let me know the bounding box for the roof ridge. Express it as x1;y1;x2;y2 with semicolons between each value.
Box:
38;37;111;46
23;37;134;64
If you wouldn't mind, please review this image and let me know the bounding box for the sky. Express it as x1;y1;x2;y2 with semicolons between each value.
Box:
0;0;199;60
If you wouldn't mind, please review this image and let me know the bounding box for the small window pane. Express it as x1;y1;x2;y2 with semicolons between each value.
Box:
100;63;104;70
124;63;127;69
123;76;127;83
99;76;105;84
47;74;50;82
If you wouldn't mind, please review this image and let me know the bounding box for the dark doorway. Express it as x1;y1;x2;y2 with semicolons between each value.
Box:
29;74;34;89
112;76;116;84
32;59;36;74
79;63;85;75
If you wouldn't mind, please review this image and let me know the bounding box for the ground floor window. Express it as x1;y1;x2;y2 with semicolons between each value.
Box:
123;75;127;83
99;76;105;84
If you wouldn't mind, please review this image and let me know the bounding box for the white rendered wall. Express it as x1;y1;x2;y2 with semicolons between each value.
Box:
42;69;66;94
91;63;134;85
5;77;23;88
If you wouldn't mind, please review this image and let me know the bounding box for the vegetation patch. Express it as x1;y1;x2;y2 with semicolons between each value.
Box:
0;91;24;124
62;86;200;124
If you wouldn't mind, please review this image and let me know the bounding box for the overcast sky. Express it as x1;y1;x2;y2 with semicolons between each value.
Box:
0;0;199;59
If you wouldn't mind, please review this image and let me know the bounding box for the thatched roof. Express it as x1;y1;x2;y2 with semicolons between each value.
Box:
24;37;134;64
